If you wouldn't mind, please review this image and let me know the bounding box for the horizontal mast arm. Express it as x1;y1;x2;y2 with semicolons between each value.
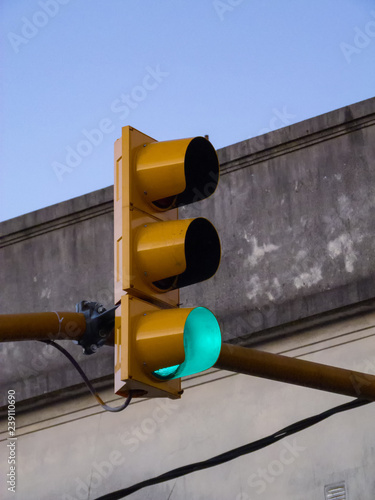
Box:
215;343;375;402
0;312;86;342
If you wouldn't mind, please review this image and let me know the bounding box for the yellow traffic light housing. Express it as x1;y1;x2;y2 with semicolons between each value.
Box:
114;126;221;398
114;127;220;307
115;295;221;399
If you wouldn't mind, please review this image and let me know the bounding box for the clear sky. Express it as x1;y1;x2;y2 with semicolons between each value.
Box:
1;0;374;222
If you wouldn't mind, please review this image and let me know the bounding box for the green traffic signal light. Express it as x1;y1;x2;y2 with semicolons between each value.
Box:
153;307;221;380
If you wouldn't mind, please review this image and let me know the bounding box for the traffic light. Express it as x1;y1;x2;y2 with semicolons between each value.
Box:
114;126;221;398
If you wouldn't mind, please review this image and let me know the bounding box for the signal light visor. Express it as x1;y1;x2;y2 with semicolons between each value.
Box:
135;137;219;210
134;217;221;292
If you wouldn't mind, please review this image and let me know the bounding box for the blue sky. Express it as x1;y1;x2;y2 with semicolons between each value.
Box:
1;0;374;222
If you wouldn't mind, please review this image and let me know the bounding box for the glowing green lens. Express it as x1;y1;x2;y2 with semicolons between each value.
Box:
153;307;221;380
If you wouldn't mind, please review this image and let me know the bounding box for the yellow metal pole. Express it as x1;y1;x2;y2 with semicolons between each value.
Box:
215;343;375;402
0;312;86;342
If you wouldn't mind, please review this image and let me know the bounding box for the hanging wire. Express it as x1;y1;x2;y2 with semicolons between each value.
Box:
40;340;132;412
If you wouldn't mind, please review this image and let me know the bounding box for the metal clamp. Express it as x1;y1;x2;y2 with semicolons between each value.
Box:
75;301;118;355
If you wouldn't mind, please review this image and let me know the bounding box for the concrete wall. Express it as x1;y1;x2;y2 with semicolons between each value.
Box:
1;97;375;405
0;188;115;405
0;97;375;499
1;312;374;500
181;97;375;342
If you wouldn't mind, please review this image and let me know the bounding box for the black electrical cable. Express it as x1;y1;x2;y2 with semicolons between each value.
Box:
38;341;373;498
39;340;132;412
94;397;372;500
